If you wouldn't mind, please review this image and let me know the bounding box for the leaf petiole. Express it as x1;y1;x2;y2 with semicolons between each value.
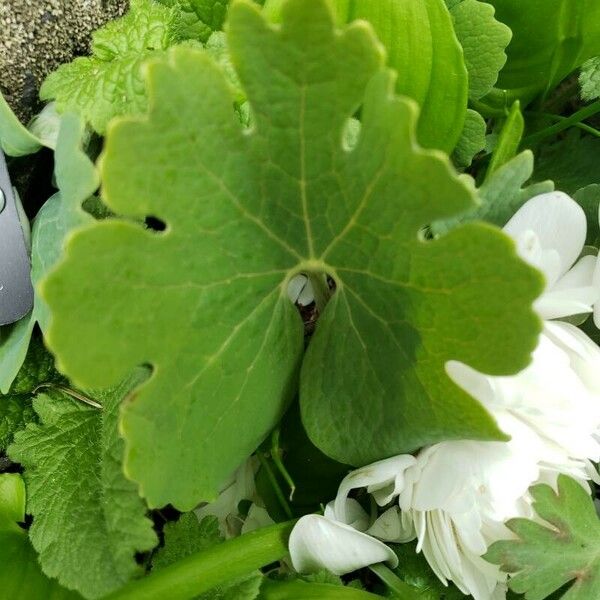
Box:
369;563;420;600
522;99;600;145
104;521;296;600
259;579;382;599
524;111;600;139
270;428;296;501
258;451;294;519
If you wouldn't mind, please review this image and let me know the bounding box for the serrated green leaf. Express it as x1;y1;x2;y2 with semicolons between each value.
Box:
449;0;511;100
153;514;221;570
153;513;262;600
0;474;82;600
535;132;600;195
331;0;468;152
486;101;524;177
158;0;230;41
0;396;35;452
475;152;553;225
488;0;600;102
9;336;63;396
574;185;600;248
0;337;63;452
0;113;98;394
435;151;554;234
452;108;487;168
40;0;188;134
486;475;600;600
580;56;600;102
0;91;43;157
8;370;158;599
42;0;542;509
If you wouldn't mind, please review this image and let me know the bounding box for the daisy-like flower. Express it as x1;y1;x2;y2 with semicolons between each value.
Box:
289;192;600;600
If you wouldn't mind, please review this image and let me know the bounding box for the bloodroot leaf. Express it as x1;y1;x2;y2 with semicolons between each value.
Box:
41;0;542;510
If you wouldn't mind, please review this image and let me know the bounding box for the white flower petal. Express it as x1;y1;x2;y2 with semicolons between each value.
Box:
325;498;370;532
289;515;398;575
504;192;587;280
333;455;416;522
536;254;600;319
287;274;314;306
241;504;274;535
594;255;600;328
553;255;598;291
195;457;258;538
366;507;405;542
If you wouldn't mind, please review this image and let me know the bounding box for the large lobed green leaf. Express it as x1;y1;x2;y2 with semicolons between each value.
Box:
42;0;542;510
8;370;157;599
486;475;600;599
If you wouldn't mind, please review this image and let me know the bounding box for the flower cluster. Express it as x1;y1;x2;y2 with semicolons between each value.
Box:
289;192;600;600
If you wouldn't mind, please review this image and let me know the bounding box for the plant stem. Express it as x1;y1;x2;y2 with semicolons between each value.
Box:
308;272;332;313
525;111;600;138
259;579;382;599
469;98;509;119
104;521;295;600
369;563;418;600
258;451;294;519
271;428;296;501
522;99;600;146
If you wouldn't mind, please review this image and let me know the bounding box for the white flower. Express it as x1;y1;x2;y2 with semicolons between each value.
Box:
288;192;600;600
287;274;315;306
289;513;398;575
504;191;600;320
240;503;275;535
195;457;261;538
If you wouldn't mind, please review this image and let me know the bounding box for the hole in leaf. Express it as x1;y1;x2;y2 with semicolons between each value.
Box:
145;216;166;232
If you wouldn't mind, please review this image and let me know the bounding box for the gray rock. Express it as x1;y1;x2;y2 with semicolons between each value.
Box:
0;1;129;123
